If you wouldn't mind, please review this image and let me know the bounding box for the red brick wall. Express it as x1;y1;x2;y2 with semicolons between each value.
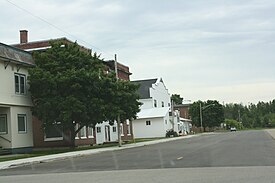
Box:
174;106;190;119
121;121;134;141
32;116;95;148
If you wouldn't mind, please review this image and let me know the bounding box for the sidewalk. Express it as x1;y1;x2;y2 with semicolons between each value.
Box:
265;129;275;140
0;134;199;170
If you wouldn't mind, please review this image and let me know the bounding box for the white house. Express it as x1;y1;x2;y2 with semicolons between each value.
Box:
131;78;173;138
0;42;34;153
95;120;132;144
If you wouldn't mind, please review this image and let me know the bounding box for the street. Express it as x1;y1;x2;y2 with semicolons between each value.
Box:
1;130;275;176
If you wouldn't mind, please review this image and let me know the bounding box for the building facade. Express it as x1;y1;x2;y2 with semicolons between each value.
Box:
12;30;133;147
0;42;34;153
131;78;173;138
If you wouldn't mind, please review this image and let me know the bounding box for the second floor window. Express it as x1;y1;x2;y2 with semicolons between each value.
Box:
15;73;26;94
154;99;157;107
162;101;164;107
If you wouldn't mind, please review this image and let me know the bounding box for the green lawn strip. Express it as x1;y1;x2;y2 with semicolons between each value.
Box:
0;137;173;162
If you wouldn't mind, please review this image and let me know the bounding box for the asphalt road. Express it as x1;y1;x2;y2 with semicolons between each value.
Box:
1;130;275;176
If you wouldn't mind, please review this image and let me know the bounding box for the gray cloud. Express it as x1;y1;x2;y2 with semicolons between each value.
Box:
1;0;275;103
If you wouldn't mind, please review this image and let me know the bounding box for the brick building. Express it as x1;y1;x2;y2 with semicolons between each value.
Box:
12;30;133;147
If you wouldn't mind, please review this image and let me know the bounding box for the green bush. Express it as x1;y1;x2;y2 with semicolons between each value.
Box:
166;129;179;137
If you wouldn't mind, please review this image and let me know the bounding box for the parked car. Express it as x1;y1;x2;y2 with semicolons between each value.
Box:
230;127;237;132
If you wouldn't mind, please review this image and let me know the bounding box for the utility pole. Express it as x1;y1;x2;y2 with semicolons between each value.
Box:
200;103;203;132
200;103;215;133
115;54;122;147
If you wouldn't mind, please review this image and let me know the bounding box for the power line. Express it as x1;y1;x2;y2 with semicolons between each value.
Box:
5;0;115;58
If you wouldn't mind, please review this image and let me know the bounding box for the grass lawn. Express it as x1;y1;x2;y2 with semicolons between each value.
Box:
0;137;170;162
0;143;118;162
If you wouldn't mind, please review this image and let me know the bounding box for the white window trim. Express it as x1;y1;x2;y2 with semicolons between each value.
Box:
112;126;117;133
15;73;26;95
44;136;64;141
18;114;27;134
44;121;64;141
80;126;87;139
127;124;131;136
96;126;101;133
88;126;94;138
120;123;124;136
0;114;8;135
75;124;80;139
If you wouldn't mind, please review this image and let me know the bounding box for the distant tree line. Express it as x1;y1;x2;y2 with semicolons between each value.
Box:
189;99;275;130
224;100;275;128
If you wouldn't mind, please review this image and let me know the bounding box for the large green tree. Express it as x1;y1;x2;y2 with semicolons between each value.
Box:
171;94;183;105
189;100;224;129
28;41;140;147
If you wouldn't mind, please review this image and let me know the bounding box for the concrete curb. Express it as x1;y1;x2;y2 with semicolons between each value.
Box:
265;129;275;140
0;134;204;170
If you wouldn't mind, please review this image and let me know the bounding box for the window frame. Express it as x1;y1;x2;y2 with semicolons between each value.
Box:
88;126;94;138
80;126;87;139
17;114;27;134
14;73;26;95
44;121;63;141
112;126;117;133
162;101;164;107
154;99;157;107
0;114;8;135
96;126;101;133
146;120;151;126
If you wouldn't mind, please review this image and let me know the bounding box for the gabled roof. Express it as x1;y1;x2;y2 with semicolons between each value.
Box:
131;78;158;99
136;107;170;119
0;42;34;66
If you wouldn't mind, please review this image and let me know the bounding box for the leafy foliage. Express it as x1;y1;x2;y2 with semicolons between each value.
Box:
225;119;243;130
28;41;140;147
223;100;275;128
189;100;224;128
171;94;183;105
165;129;179;137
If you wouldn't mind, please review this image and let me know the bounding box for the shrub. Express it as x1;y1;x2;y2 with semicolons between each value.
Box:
166;129;179;137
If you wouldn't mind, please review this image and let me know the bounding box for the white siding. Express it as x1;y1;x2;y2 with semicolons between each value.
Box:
95;121;119;144
133;117;166;138
149;80;171;109
0;60;33;149
0;62;32;107
10;106;33;148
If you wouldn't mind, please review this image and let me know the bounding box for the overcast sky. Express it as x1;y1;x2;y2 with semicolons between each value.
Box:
1;0;275;104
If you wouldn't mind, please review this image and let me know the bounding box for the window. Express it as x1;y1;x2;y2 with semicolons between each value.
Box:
168;103;170;107
154;99;157;107
162;101;164;107
0;114;8;134
120;123;124;136
18;114;27;133
113;126;116;132
45;121;63;141
127;124;131;135
80;126;87;138
15;74;26;94
88;126;94;138
96;127;101;133
146;120;151;125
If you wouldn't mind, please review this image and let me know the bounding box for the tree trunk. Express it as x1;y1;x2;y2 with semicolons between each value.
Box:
70;127;76;149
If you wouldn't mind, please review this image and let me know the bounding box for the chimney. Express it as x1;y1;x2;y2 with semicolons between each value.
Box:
20;30;28;44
